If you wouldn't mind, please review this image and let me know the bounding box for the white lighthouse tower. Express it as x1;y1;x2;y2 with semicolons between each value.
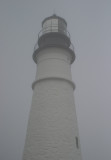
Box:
23;14;82;160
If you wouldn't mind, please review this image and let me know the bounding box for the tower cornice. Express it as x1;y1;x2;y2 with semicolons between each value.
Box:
32;76;75;90
33;44;75;64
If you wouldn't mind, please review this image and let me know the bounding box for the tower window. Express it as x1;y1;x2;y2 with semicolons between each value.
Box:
75;136;79;149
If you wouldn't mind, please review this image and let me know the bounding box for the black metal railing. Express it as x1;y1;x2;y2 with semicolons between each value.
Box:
33;25;74;53
38;25;70;39
34;40;74;53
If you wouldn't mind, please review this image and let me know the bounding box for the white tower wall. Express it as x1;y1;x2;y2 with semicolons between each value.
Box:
34;47;73;85
23;15;82;160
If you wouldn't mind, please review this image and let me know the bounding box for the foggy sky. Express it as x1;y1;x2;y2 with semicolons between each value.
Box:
0;0;111;160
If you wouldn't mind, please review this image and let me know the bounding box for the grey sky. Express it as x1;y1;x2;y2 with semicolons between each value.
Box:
0;0;111;160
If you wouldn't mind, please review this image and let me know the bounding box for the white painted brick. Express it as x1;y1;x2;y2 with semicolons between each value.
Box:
23;47;82;160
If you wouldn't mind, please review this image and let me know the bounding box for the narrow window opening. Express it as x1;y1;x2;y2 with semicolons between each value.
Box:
75;136;79;149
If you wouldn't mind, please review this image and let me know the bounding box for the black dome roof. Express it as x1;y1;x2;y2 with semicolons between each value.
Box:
42;14;67;27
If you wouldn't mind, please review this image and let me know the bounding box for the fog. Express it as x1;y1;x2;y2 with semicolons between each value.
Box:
0;0;111;160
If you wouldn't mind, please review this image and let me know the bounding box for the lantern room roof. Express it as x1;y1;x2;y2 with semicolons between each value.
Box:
42;14;67;27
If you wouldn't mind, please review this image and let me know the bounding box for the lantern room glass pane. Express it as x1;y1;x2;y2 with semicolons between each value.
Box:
51;19;58;32
42;19;59;34
58;19;67;35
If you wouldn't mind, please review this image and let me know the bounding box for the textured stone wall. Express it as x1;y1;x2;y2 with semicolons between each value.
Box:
23;47;82;160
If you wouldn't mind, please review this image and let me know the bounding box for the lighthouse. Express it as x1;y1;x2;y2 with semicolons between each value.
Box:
23;14;82;160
